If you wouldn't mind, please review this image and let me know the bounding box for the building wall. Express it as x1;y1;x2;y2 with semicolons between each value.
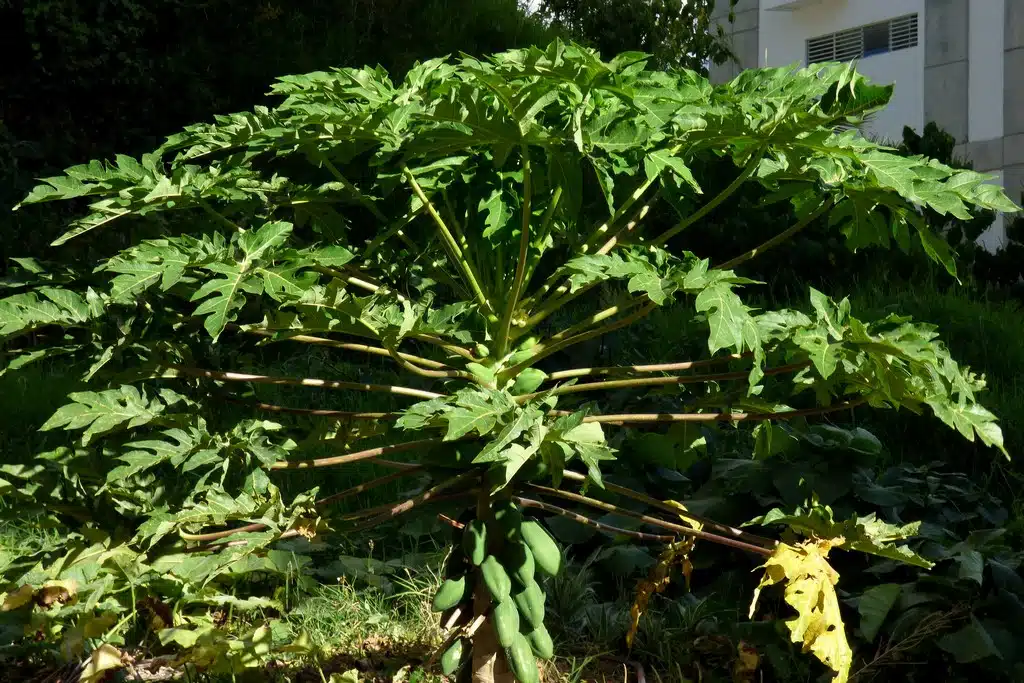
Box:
710;0;1021;250
758;0;925;142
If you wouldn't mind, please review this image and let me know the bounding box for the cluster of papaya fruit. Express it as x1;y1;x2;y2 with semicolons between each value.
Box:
432;499;562;682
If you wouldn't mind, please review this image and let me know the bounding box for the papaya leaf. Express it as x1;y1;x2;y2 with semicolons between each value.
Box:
749;540;853;683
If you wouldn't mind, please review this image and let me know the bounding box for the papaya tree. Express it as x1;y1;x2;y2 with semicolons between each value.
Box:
1;42;1016;682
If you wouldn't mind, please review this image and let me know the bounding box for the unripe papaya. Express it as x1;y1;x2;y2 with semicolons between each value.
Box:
493;598;520;648
440;637;465;675
512;579;545;629
492;499;523;540
527;624;554;660
503;540;535;586
474;343;491;359
480;555;512;603
432;576;468;612
505;632;540;683
462;519;487;566
510;368;547;396
520;520;561;577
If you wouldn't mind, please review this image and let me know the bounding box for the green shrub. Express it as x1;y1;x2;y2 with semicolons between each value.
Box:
1;44;1017;683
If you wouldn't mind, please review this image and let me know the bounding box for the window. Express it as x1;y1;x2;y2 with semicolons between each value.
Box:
806;14;918;63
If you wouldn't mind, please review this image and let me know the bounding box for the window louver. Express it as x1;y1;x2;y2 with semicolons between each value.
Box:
806;14;918;63
889;14;918;51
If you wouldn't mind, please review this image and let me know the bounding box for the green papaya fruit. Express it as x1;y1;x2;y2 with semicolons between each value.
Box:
512;579;545;629
510;368;547;396
527;624;554;660
432;576;468;612
462;519;488;566
493;598;520;648
505;632;540;683
480;555;512;603
521;520;561;577
502;540;535;586
474;343;491;359
492;499;524;540
440;637;465;675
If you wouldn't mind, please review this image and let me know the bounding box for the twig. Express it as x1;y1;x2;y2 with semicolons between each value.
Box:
180;468;425;542
517;362;809;401
438;514;466;531
546;354;749;381
524;485;772;556
226;398;398;420
414;333;476;361
167;365;443;400
651;150;763;246
595;193;657;255
717;199;834;271
351;472;481;532
403;165;493;314
582;399;866;424
526;172;660;307
386;346;473;380
513;496;676;543
427;612;488;669
188;492;473;553
243;327;451;370
270;437;441;470
311;264;407;302
849;606;968;682
497;146;533;357
375;458;423;470
522;195;659;334
557;471;775;547
504;302;658;379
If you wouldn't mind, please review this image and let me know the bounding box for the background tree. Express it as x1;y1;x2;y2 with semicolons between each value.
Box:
536;0;736;71
0;0;553;259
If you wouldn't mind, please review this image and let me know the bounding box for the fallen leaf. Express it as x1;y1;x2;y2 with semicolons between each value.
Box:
80;644;124;683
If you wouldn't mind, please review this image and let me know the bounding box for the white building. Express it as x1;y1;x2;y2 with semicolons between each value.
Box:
711;0;1024;249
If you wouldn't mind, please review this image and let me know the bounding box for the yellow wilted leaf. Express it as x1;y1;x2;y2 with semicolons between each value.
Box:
626;501;702;648
749;540;852;683
79;643;124;683
1;585;34;612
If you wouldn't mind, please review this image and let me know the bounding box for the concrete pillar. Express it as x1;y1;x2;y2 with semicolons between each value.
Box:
924;0;970;143
1005;0;1024;203
709;0;760;83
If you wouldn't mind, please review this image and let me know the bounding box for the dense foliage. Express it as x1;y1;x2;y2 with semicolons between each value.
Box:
1;42;1018;682
1;0;552;258
536;0;736;71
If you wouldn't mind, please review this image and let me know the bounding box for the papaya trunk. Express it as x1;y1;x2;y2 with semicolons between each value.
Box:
471;580;514;683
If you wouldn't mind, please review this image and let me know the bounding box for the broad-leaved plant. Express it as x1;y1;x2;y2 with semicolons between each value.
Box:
1;42;1016;682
